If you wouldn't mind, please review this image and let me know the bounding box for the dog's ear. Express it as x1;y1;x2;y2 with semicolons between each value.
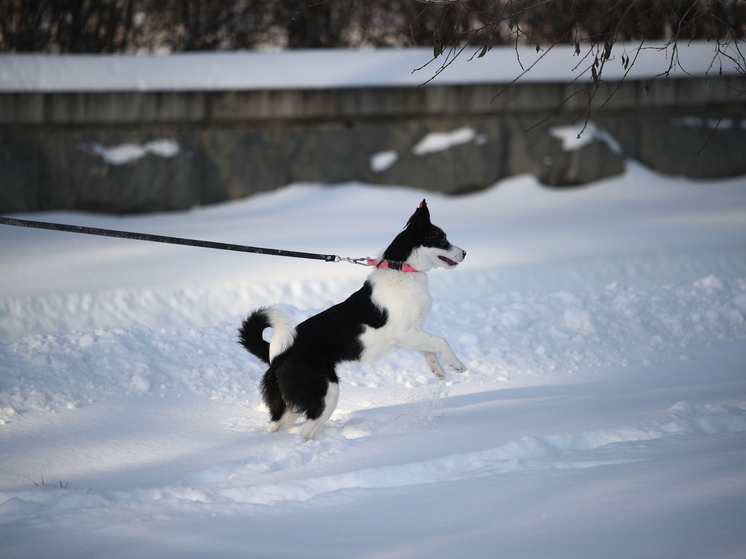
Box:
406;199;431;230
383;200;433;262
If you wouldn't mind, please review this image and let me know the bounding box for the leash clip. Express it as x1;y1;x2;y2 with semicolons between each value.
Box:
340;256;370;266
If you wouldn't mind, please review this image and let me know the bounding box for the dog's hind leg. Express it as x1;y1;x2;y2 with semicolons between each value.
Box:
422;351;446;379
261;369;299;432
270;409;301;433
299;382;340;440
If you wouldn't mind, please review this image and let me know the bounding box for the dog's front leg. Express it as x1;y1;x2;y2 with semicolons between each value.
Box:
422;351;446;379
399;330;466;373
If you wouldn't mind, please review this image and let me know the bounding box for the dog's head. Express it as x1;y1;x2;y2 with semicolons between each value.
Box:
381;200;466;273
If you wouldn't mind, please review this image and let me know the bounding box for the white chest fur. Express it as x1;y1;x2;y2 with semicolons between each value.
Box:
359;270;432;363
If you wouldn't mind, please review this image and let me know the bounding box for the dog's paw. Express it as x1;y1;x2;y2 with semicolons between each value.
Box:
423;352;446;379
450;360;467;373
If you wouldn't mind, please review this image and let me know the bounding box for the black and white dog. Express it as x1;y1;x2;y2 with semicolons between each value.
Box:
238;200;466;439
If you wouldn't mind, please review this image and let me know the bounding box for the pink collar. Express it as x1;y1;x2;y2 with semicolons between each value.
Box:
366;257;419;273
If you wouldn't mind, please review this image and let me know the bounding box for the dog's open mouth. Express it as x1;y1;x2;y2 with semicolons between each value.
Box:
439;255;458;267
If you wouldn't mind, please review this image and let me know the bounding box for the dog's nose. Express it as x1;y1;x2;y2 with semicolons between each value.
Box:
461;249;467;259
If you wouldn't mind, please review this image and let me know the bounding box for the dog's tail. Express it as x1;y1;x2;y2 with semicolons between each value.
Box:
238;306;297;365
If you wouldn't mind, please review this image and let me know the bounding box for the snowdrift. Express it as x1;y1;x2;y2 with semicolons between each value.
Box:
1;161;746;558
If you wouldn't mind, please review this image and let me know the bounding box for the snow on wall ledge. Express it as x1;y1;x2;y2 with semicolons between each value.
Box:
81;139;180;165
0;42;741;93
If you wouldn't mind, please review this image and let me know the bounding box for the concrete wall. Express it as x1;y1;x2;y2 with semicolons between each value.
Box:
1;76;745;213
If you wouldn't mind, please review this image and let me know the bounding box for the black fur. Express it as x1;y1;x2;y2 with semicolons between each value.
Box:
237;310;271;364
240;281;387;422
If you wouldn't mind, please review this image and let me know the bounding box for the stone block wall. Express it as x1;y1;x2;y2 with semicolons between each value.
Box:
1;76;744;214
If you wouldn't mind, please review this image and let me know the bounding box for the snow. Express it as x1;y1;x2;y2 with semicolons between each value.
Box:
1;151;746;557
370;150;399;173
81;139;181;165
411;127;485;156
372;127;486;171
0;41;742;92
550;121;623;154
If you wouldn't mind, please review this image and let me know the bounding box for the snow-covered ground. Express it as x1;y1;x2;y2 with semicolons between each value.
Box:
1;156;746;558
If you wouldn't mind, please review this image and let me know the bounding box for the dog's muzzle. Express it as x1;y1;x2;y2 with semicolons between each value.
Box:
439;249;466;267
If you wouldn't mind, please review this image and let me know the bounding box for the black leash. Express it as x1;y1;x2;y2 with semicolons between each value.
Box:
0;216;343;263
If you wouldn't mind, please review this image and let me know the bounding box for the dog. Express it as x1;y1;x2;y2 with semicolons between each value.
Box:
238;199;466;440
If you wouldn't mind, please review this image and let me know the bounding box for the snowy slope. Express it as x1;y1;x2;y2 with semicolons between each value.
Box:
1;160;746;558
